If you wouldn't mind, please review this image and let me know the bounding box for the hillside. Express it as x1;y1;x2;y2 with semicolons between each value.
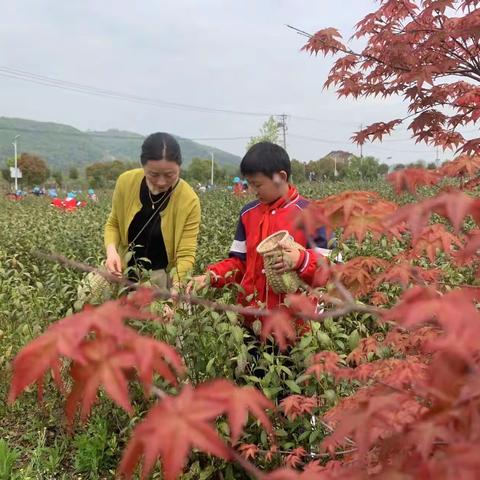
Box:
0;117;241;170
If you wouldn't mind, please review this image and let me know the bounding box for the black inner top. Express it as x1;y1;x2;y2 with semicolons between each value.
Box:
127;177;170;272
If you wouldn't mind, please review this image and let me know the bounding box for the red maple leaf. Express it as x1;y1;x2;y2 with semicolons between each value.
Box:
8;295;155;404
265;444;279;463
195;379;274;443
280;395;319;421
386;168;441;195
410;224;463;262
336;257;389;296
387;190;475;238
346;336;381;365
238;443;259;460
118;385;231;480
374;261;442;288
454;228;480;265
261;311;297;352
383;286;480;332
321;393;424;459
350;356;428;388
440;154;480;177
284;447;307;469
64;335;137;424
301;191;404;243
307;351;342;379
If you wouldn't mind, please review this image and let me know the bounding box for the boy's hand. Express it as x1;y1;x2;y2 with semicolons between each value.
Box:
266;238;302;273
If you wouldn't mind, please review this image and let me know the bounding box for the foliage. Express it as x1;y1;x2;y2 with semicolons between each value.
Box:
85;160;137;189
184;157;226;185
52;169;63;187
290;160;306;183
69;167;79;180
247;116;281;150
344;156;385;181
17;152;49;186
302;0;480;155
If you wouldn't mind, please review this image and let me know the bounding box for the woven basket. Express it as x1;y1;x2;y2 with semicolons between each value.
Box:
256;230;305;294
75;269;114;310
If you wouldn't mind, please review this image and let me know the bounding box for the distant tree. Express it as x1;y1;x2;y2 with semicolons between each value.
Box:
378;163;390;175
393;163;406;171
247;116;280;150
52;170;63;187
291;159;306;182
427;162;437;170
187;157;224;185
69;167;79;180
1;168;9;183
85;160;132;188
17;153;49;186
345;155;381;180
306;157;347;181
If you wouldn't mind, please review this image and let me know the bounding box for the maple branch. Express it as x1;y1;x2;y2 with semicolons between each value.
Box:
151;386;168;399
252;446;358;460
319;420;356;447
35;250;383;325
333;276;356;304
230;449;266;479
286;24;411;72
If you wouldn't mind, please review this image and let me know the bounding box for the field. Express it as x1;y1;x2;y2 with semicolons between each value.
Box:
0;178;477;479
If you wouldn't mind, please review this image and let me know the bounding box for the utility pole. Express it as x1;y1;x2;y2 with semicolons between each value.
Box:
12;135;20;191
277;114;288;150
359;124;363;158
210;152;214;186
435;146;440;167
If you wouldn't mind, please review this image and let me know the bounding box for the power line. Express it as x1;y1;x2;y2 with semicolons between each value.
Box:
289;132;436;155
0;65;359;126
0;66;272;117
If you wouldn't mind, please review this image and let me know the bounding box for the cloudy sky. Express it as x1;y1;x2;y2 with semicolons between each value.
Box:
0;0;459;165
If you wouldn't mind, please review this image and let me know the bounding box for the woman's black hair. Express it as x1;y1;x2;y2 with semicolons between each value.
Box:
240;141;291;179
140;132;182;166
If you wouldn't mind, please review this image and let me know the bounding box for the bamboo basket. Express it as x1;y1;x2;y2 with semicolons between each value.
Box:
256;230;305;294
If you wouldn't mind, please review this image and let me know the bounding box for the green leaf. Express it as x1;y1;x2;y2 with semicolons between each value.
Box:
348;329;361;350
285;380;302;394
226;310;238;324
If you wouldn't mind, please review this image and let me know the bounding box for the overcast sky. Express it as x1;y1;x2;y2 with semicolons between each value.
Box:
0;0;461;165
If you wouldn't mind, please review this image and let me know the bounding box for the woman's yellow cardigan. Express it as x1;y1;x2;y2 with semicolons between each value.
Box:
104;169;201;282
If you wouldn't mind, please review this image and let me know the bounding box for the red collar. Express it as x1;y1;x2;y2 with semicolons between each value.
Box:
262;185;299;212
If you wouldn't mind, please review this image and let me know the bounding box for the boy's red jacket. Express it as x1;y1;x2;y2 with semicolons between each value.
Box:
207;186;331;320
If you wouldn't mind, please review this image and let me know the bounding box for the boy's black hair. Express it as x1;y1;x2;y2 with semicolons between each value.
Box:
140;132;182;166
240;141;291;179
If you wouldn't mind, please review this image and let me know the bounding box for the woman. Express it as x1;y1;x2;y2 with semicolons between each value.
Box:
104;132;201;288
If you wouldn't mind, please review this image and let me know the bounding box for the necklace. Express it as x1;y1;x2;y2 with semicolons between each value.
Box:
148;188;165;209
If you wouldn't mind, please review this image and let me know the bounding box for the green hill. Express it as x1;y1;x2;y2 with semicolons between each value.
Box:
0;117;241;170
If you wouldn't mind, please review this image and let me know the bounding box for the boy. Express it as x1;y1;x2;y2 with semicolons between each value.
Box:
191;142;330;323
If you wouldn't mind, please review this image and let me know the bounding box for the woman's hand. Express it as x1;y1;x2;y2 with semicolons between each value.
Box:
186;274;209;294
265;238;302;273
105;244;122;277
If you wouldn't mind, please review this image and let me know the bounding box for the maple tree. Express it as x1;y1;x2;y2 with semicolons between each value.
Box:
301;0;480;156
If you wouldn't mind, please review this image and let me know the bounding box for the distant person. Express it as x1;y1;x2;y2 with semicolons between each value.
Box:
104;132;201;288
88;188;98;202
233;177;243;196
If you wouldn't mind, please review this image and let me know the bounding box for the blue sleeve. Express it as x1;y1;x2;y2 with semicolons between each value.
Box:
228;215;247;261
